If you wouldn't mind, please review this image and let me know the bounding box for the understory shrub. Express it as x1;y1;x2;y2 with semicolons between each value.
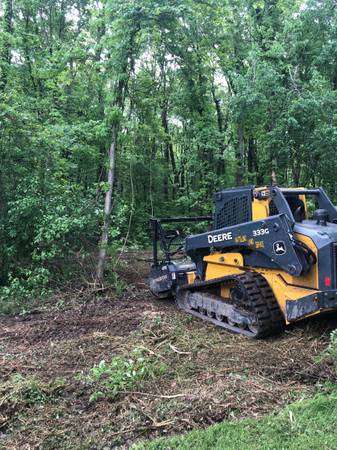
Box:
82;348;167;402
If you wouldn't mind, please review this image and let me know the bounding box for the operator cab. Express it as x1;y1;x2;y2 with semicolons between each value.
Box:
268;187;337;226
284;195;306;223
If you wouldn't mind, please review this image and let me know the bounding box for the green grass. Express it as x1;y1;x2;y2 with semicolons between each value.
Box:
134;387;337;450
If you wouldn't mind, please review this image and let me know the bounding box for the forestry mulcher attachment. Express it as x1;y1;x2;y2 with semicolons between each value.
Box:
149;186;337;338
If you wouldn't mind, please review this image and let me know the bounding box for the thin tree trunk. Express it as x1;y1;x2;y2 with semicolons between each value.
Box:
0;0;13;92
169;144;177;195
0;0;13;217
271;169;277;185
212;90;223;133
163;142;169;201
292;151;301;187
59;0;66;40
247;137;258;183
94;9;106;183
211;84;226;175
161;102;177;199
236;124;244;185
0;168;5;213
97;124;117;282
149;141;155;216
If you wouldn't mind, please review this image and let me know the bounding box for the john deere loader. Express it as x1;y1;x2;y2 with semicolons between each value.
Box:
149;186;337;338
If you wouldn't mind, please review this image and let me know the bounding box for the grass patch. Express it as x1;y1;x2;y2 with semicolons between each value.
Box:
135;386;337;450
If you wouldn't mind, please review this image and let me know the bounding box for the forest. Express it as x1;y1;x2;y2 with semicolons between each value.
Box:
1;0;337;302
2;0;337;448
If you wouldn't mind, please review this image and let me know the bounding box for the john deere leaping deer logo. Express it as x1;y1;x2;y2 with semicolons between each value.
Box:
273;241;286;255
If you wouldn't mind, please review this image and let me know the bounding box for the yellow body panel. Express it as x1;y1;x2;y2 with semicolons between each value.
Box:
204;253;244;280
255;270;318;320
204;253;244;298
202;234;319;324
252;199;269;221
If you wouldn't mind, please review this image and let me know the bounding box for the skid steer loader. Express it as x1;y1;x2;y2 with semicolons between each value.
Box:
149;186;337;338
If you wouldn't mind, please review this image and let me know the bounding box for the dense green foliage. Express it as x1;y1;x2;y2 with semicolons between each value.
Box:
1;0;337;303
135;386;337;450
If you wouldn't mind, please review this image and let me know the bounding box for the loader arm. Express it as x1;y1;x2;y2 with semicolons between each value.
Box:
185;213;308;278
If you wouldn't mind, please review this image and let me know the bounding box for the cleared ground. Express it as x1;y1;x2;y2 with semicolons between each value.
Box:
0;255;336;449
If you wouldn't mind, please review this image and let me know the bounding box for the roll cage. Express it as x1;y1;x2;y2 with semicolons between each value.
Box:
271;186;337;224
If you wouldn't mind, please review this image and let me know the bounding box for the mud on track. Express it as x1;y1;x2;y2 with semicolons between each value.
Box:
0;255;336;449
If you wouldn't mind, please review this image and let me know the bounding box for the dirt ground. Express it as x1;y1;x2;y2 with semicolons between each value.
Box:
0;254;336;449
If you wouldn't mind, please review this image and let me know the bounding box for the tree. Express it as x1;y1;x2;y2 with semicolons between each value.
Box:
96;2;143;281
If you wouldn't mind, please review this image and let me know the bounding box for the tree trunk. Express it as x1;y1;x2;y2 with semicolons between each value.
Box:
247;137;258;183
94;8;106;184
0;0;13;92
161;102;177;199
163;142;169;201
236;124;244;185
211;84;226;175
96;123;117;282
271;157;278;185
59;0;66;40
292;152;301;187
169;144;178;199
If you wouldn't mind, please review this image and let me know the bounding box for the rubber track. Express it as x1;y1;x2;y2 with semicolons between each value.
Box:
177;271;284;338
235;272;284;338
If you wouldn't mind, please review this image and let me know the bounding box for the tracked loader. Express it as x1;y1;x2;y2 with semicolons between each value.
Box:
149;186;337;338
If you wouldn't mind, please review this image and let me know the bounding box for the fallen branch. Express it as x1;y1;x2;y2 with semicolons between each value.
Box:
169;343;191;355
119;390;186;399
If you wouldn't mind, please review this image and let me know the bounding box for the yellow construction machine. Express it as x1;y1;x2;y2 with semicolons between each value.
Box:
149;186;337;337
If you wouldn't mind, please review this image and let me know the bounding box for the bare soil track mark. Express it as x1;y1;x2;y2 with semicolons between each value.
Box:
0;254;336;449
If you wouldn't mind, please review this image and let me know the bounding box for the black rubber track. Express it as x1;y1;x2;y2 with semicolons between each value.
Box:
235;271;285;338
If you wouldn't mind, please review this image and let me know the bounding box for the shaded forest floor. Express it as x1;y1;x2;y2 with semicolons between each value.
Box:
0;254;336;449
